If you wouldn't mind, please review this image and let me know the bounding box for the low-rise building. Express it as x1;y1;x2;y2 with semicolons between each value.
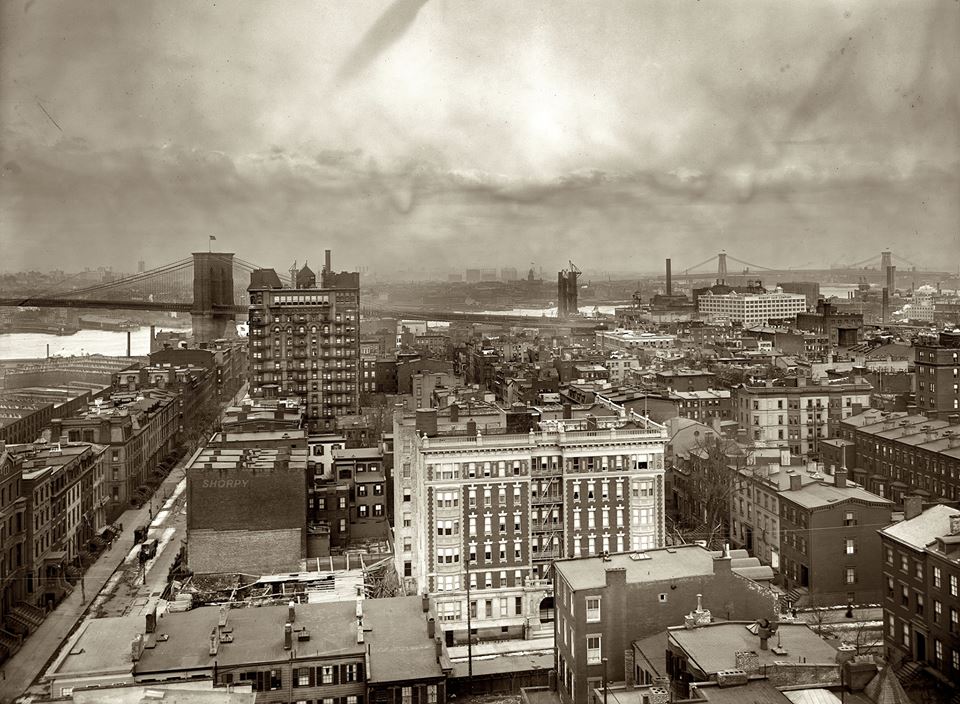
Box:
837;410;960;506
552;545;777;704
878;502;960;688
46;596;450;703
732;464;892;605
735;378;872;458
50;390;179;521
4;442;107;614
595;330;677;355
186;444;308;576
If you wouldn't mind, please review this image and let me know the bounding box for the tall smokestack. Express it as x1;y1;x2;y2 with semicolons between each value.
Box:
324;249;332;274
882;287;889;324
666;258;673;296
126;330;132;357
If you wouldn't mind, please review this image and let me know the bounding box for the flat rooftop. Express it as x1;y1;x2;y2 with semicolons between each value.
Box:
669;622;838;676
554;544;716;591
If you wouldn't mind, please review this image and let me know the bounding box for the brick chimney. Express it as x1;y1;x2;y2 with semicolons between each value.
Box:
789;472;802;491
949;514;960;536
449;403;459;423
903;495;923;521
288;601;296;623
284;623;293;650
834;468;848;489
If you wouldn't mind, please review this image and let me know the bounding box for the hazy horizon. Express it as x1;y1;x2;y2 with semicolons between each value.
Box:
1;0;957;274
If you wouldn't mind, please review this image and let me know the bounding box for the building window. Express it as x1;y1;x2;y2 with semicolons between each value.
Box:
951;575;958;597
844;511;857;526
587;634;602;664
845;568;856;585
295;667;310;686
934;600;942;623
933;566;942;589
845;539;855;555
586;597;601;622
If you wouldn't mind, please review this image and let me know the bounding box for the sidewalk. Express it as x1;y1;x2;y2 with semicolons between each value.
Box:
0;464;187;703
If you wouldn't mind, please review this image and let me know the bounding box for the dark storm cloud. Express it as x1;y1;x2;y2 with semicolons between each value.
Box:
0;0;957;274
334;0;430;86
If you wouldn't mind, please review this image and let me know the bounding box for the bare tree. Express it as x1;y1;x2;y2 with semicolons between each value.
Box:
672;431;752;550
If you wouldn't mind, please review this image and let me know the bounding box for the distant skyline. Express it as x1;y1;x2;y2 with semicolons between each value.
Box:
1;0;957;273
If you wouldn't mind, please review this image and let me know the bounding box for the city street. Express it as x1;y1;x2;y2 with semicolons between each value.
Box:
0;459;189;703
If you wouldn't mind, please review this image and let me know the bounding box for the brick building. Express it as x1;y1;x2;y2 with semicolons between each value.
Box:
5;442;106;614
50;596;450;703
735;378;872;458
50;391;179;522
0;442;25;660
186;445;308;575
796;299;863;347
837;409;960;506
247;258;360;433
316;447;389;550
732;463;892;605
552;545;777;704
879;503;960;690
395;407;668;645
114;361;217;445
914;330;960;419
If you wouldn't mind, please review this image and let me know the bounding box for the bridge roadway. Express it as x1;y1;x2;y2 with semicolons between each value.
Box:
0;297;242;314
0;298;606;330
361;306;605;330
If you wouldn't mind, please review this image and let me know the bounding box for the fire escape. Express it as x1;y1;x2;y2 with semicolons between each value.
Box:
531;456;564;580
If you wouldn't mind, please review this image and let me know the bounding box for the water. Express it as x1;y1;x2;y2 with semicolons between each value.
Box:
0;325;246;361
463;304;620;318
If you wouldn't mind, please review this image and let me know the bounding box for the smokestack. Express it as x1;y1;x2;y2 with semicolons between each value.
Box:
882;287;889;324
324;249;332;274
666;258;673;296
126;330;132;357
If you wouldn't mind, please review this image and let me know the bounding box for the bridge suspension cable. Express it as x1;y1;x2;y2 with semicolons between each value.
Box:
45;258;193;299
725;255;775;272
682;254;718;275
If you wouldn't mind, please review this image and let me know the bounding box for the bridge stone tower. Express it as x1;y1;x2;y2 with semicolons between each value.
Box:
192;252;236;343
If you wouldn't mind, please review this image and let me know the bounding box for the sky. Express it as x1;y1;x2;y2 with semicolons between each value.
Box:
0;0;957;277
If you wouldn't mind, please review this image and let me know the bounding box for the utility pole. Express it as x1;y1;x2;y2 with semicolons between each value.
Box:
603;657;609;704
466;560;473;691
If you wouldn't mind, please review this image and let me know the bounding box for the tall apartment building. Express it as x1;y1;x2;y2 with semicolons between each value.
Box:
698;290;807;326
247;258;360;433
735;378;872;457
394;407;668;644
914;330;960;419
879;503;960;687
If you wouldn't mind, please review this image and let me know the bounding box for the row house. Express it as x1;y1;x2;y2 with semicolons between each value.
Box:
730;462;892;605
879;503;960;689
3;442;106;621
837;409;960;506
50;390;179;522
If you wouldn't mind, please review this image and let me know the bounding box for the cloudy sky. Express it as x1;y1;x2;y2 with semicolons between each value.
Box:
0;0;957;276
